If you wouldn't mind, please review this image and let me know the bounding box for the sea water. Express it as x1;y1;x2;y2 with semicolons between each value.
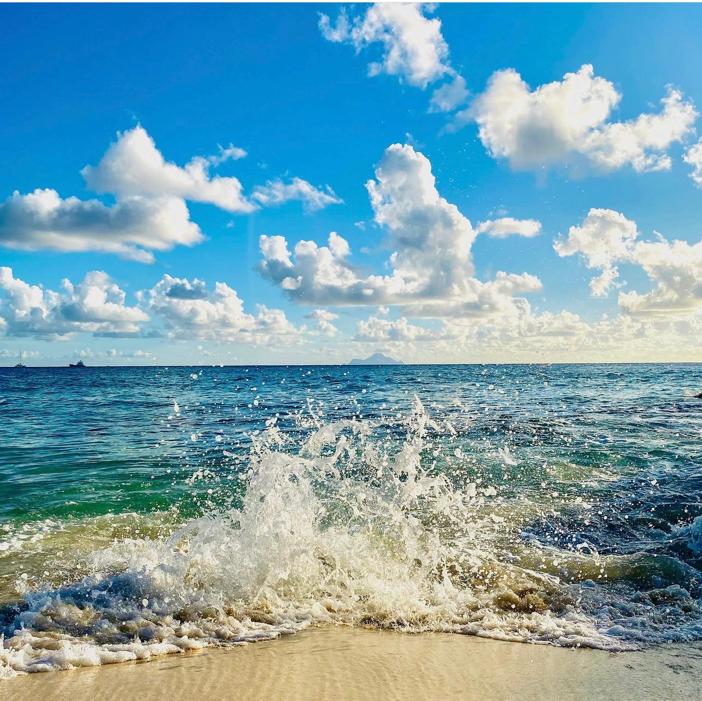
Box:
1;364;701;676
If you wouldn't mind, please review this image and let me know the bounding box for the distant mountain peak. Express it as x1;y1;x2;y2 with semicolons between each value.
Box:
348;352;403;366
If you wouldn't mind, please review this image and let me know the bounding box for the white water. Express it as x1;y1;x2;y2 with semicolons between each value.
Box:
2;398;700;677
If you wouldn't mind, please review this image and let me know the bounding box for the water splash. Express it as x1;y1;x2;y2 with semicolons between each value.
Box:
2;397;701;676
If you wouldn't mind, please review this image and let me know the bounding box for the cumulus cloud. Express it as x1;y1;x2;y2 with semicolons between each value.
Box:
0;267;309;346
320;3;451;89
463;64;697;173
358;301;701;364
476;217;541;238
404;272;542;320
305;308;339;336
146;274;300;344
355;313;443;342
619;238;702;316
684;137;702;186
259;143;541;320
452;307;699;361
0;268;148;339
0;126;342;263
554;208;639;296
555;208;702;315
251;177;343;212
82;126;254;213
260;143;477;306
0;188;202;263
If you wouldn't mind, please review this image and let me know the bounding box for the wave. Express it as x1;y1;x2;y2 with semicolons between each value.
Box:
2;398;701;677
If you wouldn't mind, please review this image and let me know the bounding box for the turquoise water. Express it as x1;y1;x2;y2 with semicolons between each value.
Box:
1;364;702;674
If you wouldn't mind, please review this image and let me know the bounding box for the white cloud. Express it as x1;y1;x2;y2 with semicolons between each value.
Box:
555;208;702;315
360;303;701;364
305;308;339;336
403;272;542;320
82;126;254;213
355;313;442;342
0;267;310;346
251;177;343;212
260;143;477;306
320;4;451;89
260;143;541;320
463;64;697;173
105;348;156;360
146;274;300;344
554;208;638;296
429;75;469;113
0;126;341;263
619;238;702;316
0;188;202;263
207;143;248;166
684;137;702;186
476;217;541;238
459;307;702;361
0;268;148;339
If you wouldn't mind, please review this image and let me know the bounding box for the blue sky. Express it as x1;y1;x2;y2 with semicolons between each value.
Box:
1;3;701;365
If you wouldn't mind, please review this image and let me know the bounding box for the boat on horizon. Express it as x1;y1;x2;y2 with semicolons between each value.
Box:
14;351;26;368
69;360;87;368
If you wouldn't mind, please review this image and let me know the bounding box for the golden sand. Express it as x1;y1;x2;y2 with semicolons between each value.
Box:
5;627;702;701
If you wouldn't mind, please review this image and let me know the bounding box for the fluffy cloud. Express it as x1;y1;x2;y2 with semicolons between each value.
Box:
355;312;443;342
261;143;477;306
1;126;342;263
555;208;702;315
476;217;541;238
82;126;254;213
258;232;360;304
442;307;702;362
259;143;541;320
463;64;697;173
0;188;202;263
403;272;542;320
0;268;148;338
305;309;339;336
251;178;342;212
684;138;702;186
350;303;702;364
429;75;469;113
554;208;639;296
619;238;702;316
146;274;300;343
320;3;451;88
0;267;306;345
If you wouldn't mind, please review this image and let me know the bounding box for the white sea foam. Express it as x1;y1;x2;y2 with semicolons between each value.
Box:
1;398;700;677
676;515;702;555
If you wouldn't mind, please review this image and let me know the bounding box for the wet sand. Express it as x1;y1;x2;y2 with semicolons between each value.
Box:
5;627;702;701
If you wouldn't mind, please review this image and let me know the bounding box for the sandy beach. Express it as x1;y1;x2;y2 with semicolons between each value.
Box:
5;627;702;701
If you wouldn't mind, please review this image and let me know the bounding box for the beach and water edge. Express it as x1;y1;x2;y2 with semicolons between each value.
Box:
2;365;702;698
5;627;702;701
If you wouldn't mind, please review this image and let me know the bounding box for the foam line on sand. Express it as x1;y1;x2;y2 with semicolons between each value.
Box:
5;627;702;701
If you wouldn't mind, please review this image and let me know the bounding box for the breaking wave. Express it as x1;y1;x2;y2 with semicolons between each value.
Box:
2;397;701;676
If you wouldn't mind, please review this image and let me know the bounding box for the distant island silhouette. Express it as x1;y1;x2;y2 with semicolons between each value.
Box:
348;352;403;366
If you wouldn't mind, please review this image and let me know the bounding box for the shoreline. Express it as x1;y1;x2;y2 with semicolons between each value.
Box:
5;627;702;701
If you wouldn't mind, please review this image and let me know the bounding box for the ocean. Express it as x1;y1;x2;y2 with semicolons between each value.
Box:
1;364;701;675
